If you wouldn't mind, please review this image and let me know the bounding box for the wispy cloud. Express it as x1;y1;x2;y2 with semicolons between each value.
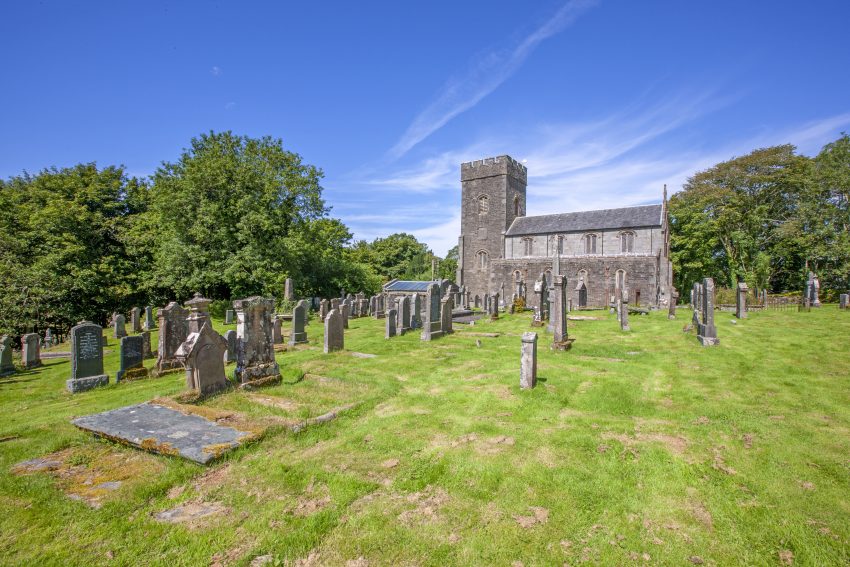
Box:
210;66;222;77
225;101;236;110
387;0;599;160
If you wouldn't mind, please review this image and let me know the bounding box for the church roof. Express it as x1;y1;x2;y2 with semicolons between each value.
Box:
505;204;663;236
383;280;434;292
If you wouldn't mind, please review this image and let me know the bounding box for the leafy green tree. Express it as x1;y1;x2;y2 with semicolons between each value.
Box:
438;245;458;281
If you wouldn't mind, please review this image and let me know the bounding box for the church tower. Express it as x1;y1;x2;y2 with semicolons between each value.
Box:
457;155;527;302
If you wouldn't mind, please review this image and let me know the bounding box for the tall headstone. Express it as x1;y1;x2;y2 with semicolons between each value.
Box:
340;300;350;329
233;296;280;383
411;293;422;329
144;306;155;330
141;331;153;359
175;322;229;396
620;289;631;332
668;291;678;320
520;332;538;389
324;308;344;353
21;333;41;369
116;335;145;381
735;282;748;319
372;294;385;319
420;283;443;341
224;330;237;363
225;309;235;325
156;301;189;373
535;273;549;321
696;278;719;346
490;292;500;320
0;335;14;376
284;278;295;302
113;313;127;339
398;295;411;333
319;299;329;321
840;294;849;310
551;275;569;349
289;302;308;345
331;298;340;312
441;296;454;335
272;316;283;344
806;272;821;307
385;308;397;338
44;328;54;348
66;322;109;393
130;307;142;333
184;293;212;334
483;293;490;314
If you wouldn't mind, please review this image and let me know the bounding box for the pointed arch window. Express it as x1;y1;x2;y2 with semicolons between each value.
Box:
615;269;627;292
583;233;598;255
522;237;534;256
477;250;489;269
620;231;635;253
478;195;489;215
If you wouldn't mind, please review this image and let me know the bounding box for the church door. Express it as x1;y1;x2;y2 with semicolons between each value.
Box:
578;284;587;308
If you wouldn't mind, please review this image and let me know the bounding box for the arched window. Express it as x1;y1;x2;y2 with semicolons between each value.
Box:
620;231;635;253
522;237;534;256
478;195;489;215
514;270;522;282
514;195;520;216
583;233;598;255
615;269;626;292
557;235;564;255
477;250;489;269
578;269;588;284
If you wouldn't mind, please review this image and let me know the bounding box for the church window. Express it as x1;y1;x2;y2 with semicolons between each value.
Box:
523;237;534;256
620;231;635;253
615;269;626;292
583;233;598;255
478;195;489;215
514;195;520;216
557;235;564;255
477;250;489;269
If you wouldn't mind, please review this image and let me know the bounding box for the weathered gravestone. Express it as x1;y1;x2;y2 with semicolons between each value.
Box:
411;293;422;329
44;328;53;348
372;295;385;319
66;322;109;393
736;282;748;319
535;273;549;322
668;291;678;320
176;322;229;396
483;293;490;314
340;300;350;329
284;278;295;302
806;272;821;307
225;309;235;325
696;277;719;346
130;307;142;333
490;292;500;320
331;298;340;313
520;332;538;389
112;313;127;339
185;293;212;333
319;299;329;321
144;306;155;330
420;283;443;341
224;330;237;363
289;302;308;345
398;296;411;334
551;275;570;350
117;335;146;381
141;331;153;359
620;290;631;332
272;316;283;344
385;308;397;339
156;301;189;373
21;333;41;369
233;296;280;383
840;294;849;310
0;335;14;377
441;296;454;335
324;308;344;353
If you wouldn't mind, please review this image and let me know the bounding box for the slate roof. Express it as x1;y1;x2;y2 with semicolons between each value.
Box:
505;204;663;236
383;280;433;292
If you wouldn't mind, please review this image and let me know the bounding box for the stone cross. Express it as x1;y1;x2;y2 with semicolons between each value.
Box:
441;295;454;335
130;307;142;333
224;330;237;363
176;322;229;396
233;296;280;383
113;313;127;339
289;302;308;345
420;283;443;341
696;278;719;346
551;275;569;348
144;306;155;330
156;301;189;373
116;335;144;381
21;333;41;369
520;332;538;389
284;278;295;301
66;322;109;393
386;308;397;338
736;282;748;319
0;335;15;377
620;289;631;332
398;296;411;334
324;308;344;353
225;309;235;325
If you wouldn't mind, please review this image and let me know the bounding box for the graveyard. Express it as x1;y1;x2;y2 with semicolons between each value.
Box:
1;304;848;565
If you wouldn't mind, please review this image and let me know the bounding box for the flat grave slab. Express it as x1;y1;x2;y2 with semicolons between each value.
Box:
72;402;253;464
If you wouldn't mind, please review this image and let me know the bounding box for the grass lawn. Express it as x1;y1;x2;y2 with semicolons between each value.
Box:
1;306;849;566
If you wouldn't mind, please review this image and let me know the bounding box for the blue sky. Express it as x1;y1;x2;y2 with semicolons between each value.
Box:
2;1;849;255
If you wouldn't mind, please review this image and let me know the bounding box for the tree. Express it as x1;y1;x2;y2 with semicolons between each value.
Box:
438;245;458;281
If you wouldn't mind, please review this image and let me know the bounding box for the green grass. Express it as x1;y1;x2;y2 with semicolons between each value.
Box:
1;307;849;566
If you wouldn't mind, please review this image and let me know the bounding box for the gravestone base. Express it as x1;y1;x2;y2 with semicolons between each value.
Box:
236;362;280;385
551;338;574;351
668;314;676;320
697;335;720;346
238;373;282;390
289;332;307;345
1;367;15;378
66;374;109;394
118;367;150;382
23;360;42;370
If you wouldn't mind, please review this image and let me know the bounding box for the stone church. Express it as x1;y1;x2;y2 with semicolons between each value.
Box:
456;155;674;309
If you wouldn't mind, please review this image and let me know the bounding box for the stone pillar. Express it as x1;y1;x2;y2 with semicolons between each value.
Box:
807;272;821;307
620;289;631;332
21;333;41;369
490;292;500;320
736;282;748;319
144;306;155;330
551;275;569;349
520;332;538;389
697;278;719;346
130;307;142;333
668;291;678;320
324;308;344;353
284;278;294;302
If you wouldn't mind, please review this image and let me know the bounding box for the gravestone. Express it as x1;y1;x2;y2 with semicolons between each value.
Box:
44;328;53;348
490;292;500;320
185;293;212;334
224;330;237;363
156;301;189;373
116;335;145;381
484;293;490;314
806;272;821;307
736;282;748;319
141;331;153;359
535;273;549;321
324;308;344;353
113;313;127;339
620;289;631;332
0;335;14;376
696;277;719;346
385;308;397;338
176;322;229;396
340;300;350;329
420;283;443;341
21;333;41;369
272;316;283;344
233;296;280;383
520;332;538;389
840;294;849;310
668;291;678;320
289;302;308;345
359;298;370;318
398;295;411;333
372;294;385;319
551;275;569;349
411;293;422;329
284;278;295;301
144;306;155;330
66;322;109;393
331;298;340;312
441;296;454;335
225;309;235;325
319;299;329;321
130;307;142;333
